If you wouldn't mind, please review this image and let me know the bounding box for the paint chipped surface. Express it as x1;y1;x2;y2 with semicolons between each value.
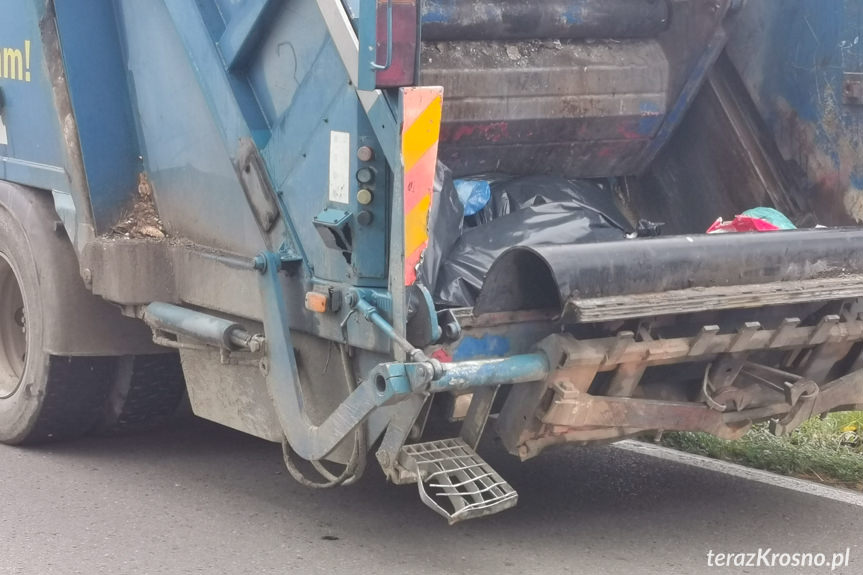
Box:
727;0;863;225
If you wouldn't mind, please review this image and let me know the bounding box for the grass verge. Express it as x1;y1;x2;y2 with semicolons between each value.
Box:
659;412;863;491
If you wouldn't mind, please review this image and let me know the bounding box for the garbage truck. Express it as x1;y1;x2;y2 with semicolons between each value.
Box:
2;0;863;523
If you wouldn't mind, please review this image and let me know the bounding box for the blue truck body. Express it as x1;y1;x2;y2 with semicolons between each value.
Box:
2;0;863;522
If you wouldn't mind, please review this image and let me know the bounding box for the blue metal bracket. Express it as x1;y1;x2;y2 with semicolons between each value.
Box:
218;0;277;70
257;249;551;460
313;0;401;167
313;208;354;252
256;250;416;460
53;0;142;234
369;0;394;72
351;287;393;316
162;0;271;149
357;0;382;90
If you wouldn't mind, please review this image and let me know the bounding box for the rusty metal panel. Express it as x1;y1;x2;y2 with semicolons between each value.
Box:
423;39;668;177
420;0;732;178
631;53;813;234
421;0;671;42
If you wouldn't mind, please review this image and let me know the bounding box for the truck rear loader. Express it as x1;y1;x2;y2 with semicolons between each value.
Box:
1;0;863;522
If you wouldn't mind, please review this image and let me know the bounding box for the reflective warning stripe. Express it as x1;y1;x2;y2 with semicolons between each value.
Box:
402;87;443;286
403;96;442;174
404;194;432;257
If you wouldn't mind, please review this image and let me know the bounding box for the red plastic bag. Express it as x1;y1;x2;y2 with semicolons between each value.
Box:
706;215;781;234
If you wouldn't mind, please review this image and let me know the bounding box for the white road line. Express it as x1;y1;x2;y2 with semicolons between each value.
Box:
614;439;863;508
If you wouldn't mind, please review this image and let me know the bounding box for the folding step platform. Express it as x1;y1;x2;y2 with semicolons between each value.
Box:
399;438;518;524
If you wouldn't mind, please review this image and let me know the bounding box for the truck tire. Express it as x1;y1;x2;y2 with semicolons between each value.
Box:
98;353;187;433
0;187;113;444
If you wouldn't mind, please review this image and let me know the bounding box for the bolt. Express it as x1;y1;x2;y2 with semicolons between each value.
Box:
357;210;374;226
357;188;374;205
444;322;460;340
253;255;268;273
279;252;301;270
248;336;264;354
357;146;375;162
356;167;375;185
345;291;358;308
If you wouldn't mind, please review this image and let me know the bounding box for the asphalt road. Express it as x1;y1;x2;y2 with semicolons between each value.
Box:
1;418;861;575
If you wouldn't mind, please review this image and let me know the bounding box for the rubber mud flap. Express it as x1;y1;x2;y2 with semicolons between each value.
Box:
97;353;187;434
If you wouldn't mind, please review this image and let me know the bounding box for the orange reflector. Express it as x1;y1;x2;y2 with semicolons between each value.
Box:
305;292;329;313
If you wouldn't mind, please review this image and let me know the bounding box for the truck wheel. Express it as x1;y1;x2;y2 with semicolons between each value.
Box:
99;353;187;433
0;192;112;444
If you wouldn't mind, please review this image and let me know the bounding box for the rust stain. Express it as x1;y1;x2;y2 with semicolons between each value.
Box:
444;122;511;143
774;98;858;225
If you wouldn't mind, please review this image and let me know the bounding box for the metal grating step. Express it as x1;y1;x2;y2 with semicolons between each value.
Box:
400;438;518;524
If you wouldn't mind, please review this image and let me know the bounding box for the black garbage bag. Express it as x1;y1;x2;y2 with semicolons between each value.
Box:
470;175;632;231
432;175;632;308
